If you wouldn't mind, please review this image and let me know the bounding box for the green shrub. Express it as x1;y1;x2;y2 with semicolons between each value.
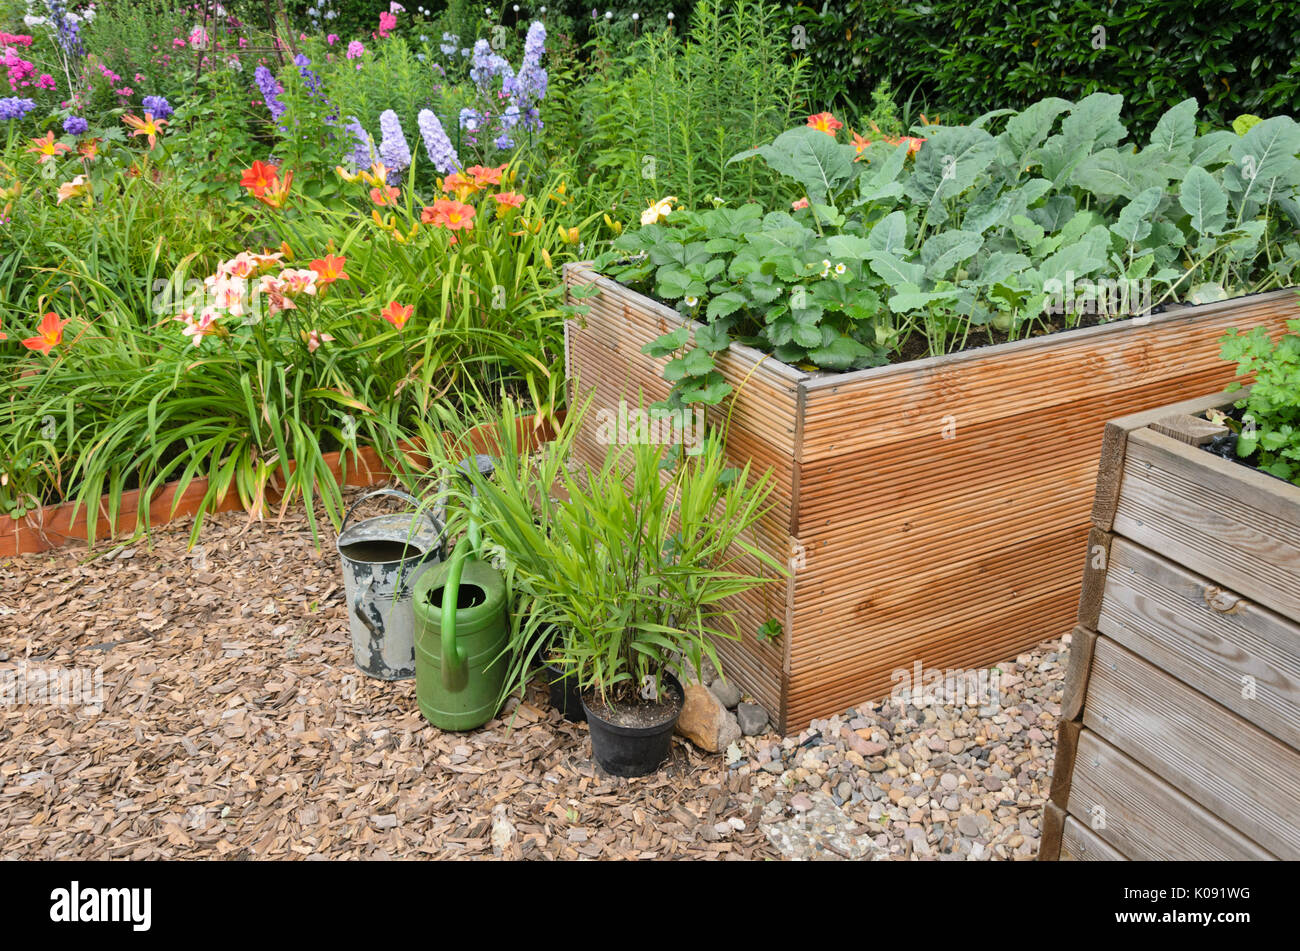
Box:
786;0;1300;135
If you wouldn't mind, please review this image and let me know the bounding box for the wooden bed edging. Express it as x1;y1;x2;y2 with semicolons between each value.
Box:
1041;390;1300;861
565;262;1299;733
2;415;560;558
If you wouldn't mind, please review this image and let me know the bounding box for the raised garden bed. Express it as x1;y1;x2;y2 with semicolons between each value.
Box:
1040;391;1300;860
565;262;1300;732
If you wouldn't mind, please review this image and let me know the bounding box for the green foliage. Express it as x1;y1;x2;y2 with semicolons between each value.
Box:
558;0;809;221
785;0;1300;136
427;397;783;706
597;96;1300;403
1220;317;1300;485
0;131;586;540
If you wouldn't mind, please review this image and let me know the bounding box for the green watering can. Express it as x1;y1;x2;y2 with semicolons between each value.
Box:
412;454;509;731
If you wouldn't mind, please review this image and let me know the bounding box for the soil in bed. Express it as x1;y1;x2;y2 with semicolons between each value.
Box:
583;679;684;729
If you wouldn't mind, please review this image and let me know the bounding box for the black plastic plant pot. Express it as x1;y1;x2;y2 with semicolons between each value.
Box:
546;663;586;723
581;673;683;778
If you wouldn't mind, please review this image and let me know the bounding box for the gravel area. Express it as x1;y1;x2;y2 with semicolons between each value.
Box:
1;487;1064;860
738;638;1067;860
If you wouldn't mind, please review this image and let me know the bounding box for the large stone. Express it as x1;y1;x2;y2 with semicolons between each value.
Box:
709;678;741;709
737;702;770;736
675;682;735;752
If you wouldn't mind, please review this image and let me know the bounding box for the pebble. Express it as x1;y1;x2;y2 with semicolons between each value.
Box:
747;634;1066;861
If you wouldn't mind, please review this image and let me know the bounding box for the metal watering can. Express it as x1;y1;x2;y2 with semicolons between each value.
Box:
412;455;510;731
336;489;444;680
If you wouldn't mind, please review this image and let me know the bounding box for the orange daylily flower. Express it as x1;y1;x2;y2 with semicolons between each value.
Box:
851;131;871;158
257;169;295;209
0;318;7;340
309;254;349;288
465;163;506;187
791;197;810;210
26;131;71;164
492;191;525;208
378;301;413;330
22;311;68;354
806;112;843;136
77;137;102;160
370;184;400;206
240;160;280;197
421;198;476;230
440;171;478;200
122;112;168;149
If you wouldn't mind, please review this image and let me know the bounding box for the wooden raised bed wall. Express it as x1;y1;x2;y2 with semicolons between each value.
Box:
564;264;1300;733
1040;392;1300;860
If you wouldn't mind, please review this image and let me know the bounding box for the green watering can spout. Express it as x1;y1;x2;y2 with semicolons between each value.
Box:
440;539;470;693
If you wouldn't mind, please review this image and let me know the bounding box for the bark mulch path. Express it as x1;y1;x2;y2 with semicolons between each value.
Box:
0;490;779;860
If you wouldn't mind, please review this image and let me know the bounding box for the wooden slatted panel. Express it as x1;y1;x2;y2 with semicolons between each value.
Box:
1097;537;1300;748
790;524;1084;667
1060;816;1126;860
1067;729;1276;861
1083;636;1300;859
798;290;1299;459
787;582;1077;728
1114;429;1300;624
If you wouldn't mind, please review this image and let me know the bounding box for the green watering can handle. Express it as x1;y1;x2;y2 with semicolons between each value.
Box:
441;539;469;692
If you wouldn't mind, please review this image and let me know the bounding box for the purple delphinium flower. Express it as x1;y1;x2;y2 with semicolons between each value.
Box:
469;38;511;90
44;0;85;58
141;95;173;119
494;132;513;151
293;53;322;97
416;108;459;174
458;107;481;133
0;97;38;121
253;65;287;121
438;32;459;56
512;21;548;103
63;114;88;134
343;115;374;167
377;109;411;173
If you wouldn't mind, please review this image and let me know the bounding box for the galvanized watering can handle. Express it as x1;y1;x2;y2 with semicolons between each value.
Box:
340;488;443;544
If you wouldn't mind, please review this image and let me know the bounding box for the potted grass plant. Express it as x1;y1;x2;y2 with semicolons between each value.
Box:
423;397;783;773
537;433;782;776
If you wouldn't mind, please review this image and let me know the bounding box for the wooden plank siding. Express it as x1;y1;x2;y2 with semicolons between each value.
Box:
565;263;1300;732
1083;636;1300;859
1067;729;1277;861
